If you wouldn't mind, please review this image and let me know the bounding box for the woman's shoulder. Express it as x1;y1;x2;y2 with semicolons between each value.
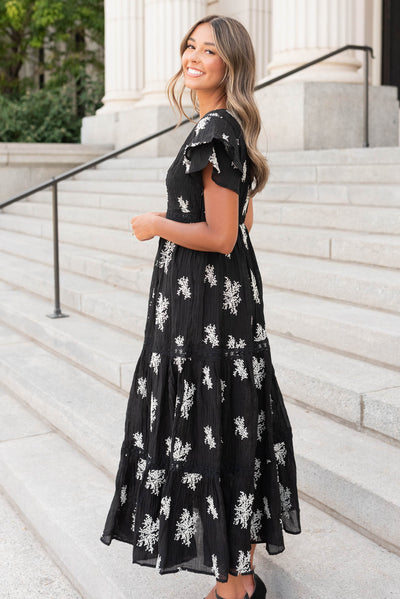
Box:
191;108;243;142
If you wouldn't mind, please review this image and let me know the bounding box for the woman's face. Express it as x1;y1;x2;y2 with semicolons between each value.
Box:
181;23;226;93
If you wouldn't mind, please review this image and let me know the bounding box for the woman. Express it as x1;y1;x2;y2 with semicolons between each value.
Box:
100;14;301;599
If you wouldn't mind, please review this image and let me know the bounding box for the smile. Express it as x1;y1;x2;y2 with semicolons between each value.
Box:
187;67;204;77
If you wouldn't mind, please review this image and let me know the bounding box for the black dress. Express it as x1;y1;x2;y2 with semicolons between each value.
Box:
100;108;301;582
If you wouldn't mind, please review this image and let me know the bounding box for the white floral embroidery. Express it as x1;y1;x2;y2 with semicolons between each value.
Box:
137;514;159;553
236;550;251;574
254;457;261;489
174;356;186;373
220;379;226;403
234;416;248;440
233;358;248;380
177;196;190;213
202;366;213;390
204;264;217;287
136;458;147;480
250;270;261;304
274;441;287;466
165;436;172;456
240;223;248;249
204;425;216;449
242;191;250;216
253;356;266;390
211;554;220;578
208;147;220;173
174;508;199;547
250;509;263;539
254;323;267;342
131;508;136;532
203;324;219;348
158;241;176;274
145;469;166;496
206;495;219;519
175;335;184;346
194;112;222;135
177;276;191;300
160;496;171;519
257;410;266;442
172;437;192;462
263;496;272;519
155;292;169;331
150;352;161;374
233;492;254;529
120;485;127;505
156;554;162;573
222;133;229;142
180;380;196;419
227;335;246;349
222;277;242;315
241;159;247;182
182;472;203;491
133;432;144;449
150;393;158;431
137;377;147;398
279;483;292;517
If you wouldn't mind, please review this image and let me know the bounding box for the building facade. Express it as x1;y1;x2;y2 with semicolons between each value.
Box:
82;0;399;152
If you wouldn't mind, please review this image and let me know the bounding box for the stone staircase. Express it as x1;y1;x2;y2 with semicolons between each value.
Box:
0;146;400;599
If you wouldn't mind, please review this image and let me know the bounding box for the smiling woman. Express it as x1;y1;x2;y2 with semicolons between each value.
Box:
101;14;301;599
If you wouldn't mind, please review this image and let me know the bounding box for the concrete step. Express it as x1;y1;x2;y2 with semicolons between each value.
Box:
1;329;400;569
0;486;83;599
251;222;400;268
2;248;399;369
259;182;400;207
3;394;400;599
2;211;399;270
11;194;400;235
0;212;159;262
1;228;399;314
0;283;399;445
0;285;140;389
254;201;400;234
58;178;166;196
265;291;400;370
0;229;153;294
27;189;165;212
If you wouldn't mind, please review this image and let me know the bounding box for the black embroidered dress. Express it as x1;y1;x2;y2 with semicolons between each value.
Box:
100;108;301;582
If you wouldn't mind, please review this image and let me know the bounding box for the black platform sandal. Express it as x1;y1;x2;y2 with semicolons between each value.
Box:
251;573;267;598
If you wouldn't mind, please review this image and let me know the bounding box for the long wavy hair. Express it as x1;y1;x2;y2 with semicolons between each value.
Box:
166;14;269;196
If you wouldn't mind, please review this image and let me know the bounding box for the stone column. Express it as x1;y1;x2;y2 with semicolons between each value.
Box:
267;0;366;83
140;0;207;104
97;0;145;113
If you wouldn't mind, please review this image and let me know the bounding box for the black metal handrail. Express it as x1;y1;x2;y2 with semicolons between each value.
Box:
0;44;373;318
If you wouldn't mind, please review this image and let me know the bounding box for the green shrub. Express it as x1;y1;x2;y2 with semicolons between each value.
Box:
0;86;82;142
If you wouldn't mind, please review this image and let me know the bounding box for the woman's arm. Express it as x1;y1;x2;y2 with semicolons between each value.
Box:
131;162;239;254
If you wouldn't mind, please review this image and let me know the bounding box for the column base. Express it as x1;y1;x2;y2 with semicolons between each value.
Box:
256;81;399;152
81;104;196;157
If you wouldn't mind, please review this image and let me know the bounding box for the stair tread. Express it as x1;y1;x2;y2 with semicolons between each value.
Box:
0;481;82;599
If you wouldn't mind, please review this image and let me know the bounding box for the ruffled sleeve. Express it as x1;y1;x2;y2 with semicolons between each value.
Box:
183;112;245;195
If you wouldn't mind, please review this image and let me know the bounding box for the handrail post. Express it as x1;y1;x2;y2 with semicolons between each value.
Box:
47;179;68;319
363;49;370;147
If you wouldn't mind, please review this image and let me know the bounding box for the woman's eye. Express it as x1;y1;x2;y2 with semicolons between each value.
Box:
186;44;195;49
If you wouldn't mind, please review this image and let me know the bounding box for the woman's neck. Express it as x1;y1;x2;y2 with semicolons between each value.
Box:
197;90;227;118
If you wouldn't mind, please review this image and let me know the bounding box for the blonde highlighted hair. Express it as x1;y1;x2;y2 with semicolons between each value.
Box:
166;14;269;196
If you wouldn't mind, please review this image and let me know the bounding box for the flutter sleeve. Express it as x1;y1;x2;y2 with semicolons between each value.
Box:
183;113;245;195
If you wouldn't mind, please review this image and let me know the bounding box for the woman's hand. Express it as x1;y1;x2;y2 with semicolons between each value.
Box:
130;211;166;241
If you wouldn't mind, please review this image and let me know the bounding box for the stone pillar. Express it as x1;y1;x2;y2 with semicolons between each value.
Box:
97;0;145;114
140;0;207;104
267;0;366;82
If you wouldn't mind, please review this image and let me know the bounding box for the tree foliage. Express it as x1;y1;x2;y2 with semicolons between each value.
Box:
0;0;104;98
